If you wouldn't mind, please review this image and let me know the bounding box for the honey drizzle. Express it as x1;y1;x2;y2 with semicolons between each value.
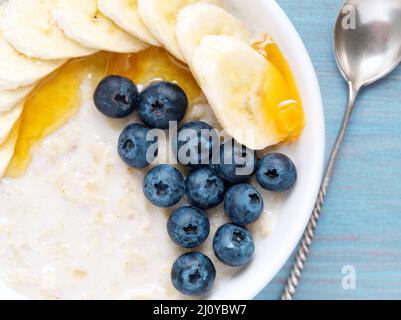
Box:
6;53;109;177
6;40;304;177
254;35;305;142
106;46;202;104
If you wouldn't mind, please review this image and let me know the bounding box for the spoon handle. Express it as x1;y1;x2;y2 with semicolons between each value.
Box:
281;82;359;300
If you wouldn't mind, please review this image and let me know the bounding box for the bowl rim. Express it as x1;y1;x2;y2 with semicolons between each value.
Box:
206;0;325;300
249;0;325;299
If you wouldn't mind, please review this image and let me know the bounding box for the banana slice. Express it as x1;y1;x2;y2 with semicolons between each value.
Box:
0;121;19;178
0;4;65;90
97;0;160;47
0;85;35;112
192;35;287;150
0;0;96;60
0;31;64;90
0;101;23;146
137;0;222;61
176;3;250;64
52;0;147;53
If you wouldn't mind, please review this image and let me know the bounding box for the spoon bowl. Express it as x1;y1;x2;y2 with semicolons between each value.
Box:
334;0;401;88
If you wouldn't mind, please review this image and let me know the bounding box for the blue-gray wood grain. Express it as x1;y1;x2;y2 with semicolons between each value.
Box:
256;0;401;300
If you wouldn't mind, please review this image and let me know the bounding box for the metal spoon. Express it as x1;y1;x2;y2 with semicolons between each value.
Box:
282;0;401;300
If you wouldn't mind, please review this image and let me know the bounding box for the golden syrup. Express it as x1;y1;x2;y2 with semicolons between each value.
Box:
253;35;305;142
5;48;201;177
6;40;302;177
107;46;202;104
6;52;110;177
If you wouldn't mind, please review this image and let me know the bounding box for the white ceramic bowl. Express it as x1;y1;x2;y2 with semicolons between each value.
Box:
207;0;325;300
0;0;325;300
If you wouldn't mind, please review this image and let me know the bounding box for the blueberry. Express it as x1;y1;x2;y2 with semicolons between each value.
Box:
171;252;216;296
118;123;157;168
167;206;210;248
144;165;185;208
224;184;264;225
138;81;188;129
94;75;138;118
256;153;297;192
216;140;257;184
175;121;219;168
213;223;255;267
185;167;225;209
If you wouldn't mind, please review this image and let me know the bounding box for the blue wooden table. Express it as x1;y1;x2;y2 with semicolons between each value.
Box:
256;0;401;300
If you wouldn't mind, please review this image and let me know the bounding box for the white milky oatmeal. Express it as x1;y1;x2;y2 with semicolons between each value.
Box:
0;81;272;299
